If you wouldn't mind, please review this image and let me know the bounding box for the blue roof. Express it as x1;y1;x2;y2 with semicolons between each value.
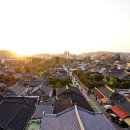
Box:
41;106;115;130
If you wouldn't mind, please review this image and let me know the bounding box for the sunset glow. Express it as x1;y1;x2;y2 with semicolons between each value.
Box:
0;0;130;55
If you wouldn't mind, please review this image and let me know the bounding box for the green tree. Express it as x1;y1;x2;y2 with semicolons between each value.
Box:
49;77;72;88
93;73;104;82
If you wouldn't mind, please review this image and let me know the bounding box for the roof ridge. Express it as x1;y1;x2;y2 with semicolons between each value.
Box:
23;97;30;105
44;106;75;117
95;87;109;100
77;105;103;115
56;106;75;116
74;105;85;130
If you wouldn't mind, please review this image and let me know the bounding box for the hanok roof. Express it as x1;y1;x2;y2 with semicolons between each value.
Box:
9;83;27;96
57;87;94;112
0;97;37;130
56;86;68;96
99;67;107;74
89;67;101;73
108;70;130;80
95;86;114;99
32;104;53;119
111;105;128;119
56;86;82;97
26;80;43;87
53;99;73;113
41;105;115;130
96;86;124;102
68;86;83;96
40;84;53;97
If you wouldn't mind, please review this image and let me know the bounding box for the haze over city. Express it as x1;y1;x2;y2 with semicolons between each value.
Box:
0;0;130;55
1;1;130;130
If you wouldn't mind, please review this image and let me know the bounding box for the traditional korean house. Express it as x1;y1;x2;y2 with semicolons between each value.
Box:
41;105;115;130
94;85;124;104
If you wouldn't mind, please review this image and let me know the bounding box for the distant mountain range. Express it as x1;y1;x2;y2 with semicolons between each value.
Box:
0;50;20;58
33;53;53;59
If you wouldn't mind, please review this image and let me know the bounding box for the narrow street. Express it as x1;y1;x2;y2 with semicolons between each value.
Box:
87;94;124;130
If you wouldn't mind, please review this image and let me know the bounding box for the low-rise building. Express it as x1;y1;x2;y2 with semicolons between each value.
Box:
41;105;115;130
0;96;37;130
94;85;124;104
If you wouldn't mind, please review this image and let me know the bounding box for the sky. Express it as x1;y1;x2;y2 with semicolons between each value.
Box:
0;0;130;55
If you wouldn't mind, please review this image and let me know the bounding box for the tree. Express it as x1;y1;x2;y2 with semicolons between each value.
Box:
93;73;104;82
49;77;72;88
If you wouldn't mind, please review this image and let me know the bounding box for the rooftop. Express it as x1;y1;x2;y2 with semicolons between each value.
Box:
32;104;54;119
116;98;130;116
41;105;115;130
54;98;73;113
57;86;94;112
95;86;114;100
108;70;130;80
9;82;28;96
95;86;124;101
0;97;37;130
26;80;43;87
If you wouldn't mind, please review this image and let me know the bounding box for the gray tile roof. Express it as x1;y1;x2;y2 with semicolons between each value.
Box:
26;80;43;87
56;86;82;96
68;87;82;96
56;86;68;96
40;84;53;97
58;86;94;112
0;97;36;130
78;107;115;130
99;67;106;73
108;70;130;80
95;86;113;99
9;83;27;96
32;104;53;119
41;107;80;130
54;99;73;113
41;106;115;130
96;86;125;102
89;67;101;73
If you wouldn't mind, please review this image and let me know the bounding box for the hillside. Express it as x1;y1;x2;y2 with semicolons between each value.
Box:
0;50;19;58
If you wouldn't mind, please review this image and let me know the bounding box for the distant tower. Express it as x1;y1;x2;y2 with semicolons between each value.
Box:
64;51;70;59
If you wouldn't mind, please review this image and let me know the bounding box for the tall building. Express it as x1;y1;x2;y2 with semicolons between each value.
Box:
64;51;70;59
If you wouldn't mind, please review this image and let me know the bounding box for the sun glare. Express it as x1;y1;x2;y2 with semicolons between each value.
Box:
0;0;130;54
